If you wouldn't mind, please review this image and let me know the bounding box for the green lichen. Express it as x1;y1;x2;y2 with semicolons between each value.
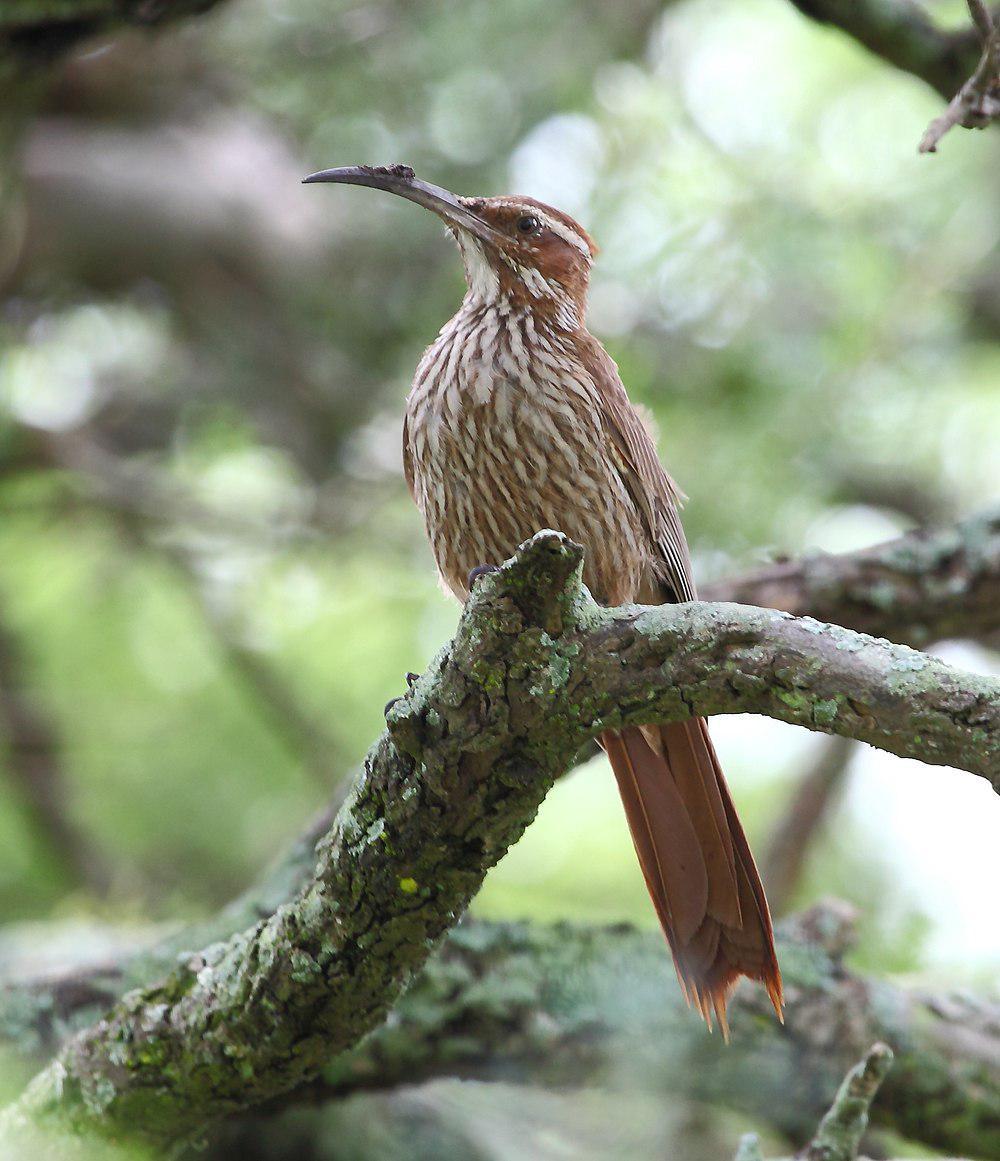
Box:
892;653;929;673
775;688;812;714
813;696;843;727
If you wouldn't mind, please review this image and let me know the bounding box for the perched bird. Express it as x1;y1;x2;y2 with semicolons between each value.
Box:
305;163;782;1033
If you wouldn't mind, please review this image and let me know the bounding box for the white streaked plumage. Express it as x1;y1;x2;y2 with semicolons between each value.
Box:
405;291;653;603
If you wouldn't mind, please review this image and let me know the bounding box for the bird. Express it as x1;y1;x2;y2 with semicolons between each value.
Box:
304;163;783;1034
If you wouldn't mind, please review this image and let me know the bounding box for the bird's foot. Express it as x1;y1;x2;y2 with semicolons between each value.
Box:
385;672;420;717
467;563;500;590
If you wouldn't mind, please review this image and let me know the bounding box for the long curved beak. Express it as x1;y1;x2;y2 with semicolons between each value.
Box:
302;164;503;246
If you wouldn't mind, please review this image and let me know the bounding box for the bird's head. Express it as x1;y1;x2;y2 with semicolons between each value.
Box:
304;164;596;327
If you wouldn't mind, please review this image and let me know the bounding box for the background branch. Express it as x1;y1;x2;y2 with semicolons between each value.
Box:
761;734;855;915
270;905;1000;1160
919;1;1000;151
732;1042;895;1161
0;594;109;895
8;905;997;1159
800;1042;894;1161
786;0;987;99
0;1;228;65
702;506;1000;648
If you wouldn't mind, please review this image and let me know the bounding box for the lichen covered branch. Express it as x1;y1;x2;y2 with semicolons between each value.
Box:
565;595;998;784
2;532;996;1147
6;908;1000;1159
304;905;1000;1160
702;506;1000;647
733;1134;766;1161
801;1042;894;1160
731;1041;899;1161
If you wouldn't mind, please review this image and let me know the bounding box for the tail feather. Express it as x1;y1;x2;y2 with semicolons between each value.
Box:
602;720;783;1035
602;730;707;945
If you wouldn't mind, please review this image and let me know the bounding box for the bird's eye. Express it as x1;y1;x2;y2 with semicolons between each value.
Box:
516;214;540;235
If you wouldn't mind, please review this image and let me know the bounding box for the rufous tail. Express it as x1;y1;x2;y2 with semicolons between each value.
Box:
601;719;783;1038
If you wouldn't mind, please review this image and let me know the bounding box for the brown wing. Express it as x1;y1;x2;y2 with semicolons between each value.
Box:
578;337;696;604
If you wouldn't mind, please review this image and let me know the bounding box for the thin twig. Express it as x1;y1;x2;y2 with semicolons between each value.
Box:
801;1043;895;1160
919;1;1000;152
0;597;110;895
762;734;855;915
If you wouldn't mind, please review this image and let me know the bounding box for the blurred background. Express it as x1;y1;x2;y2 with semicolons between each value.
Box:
0;0;998;1156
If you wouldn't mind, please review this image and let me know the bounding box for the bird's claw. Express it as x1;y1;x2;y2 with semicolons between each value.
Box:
467;563;500;590
386;672;420;717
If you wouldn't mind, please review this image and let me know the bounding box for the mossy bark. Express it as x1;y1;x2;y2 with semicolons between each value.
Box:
1;533;996;1149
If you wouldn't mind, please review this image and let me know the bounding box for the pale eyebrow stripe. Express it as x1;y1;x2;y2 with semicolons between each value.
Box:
541;216;590;255
488;200;591;256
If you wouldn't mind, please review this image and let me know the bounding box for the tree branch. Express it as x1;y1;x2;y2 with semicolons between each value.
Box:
734;1134;766;1161
761;734;855;914
279;905;1000;1160
5;906;1000;1159
0;805;338;1060
800;1042;894;1161
919;1;1000;151
0;594;109;894
733;1042;894;1161
786;1;987;99
0;1;227;65
702;506;1000;648
1;532;996;1148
